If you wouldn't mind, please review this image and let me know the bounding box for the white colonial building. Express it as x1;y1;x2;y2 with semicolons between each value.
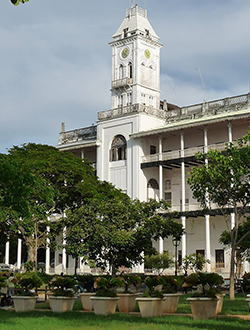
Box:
4;4;250;276
56;4;250;276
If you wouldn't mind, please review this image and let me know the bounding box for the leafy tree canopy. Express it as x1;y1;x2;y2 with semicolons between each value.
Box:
65;181;184;276
188;130;250;300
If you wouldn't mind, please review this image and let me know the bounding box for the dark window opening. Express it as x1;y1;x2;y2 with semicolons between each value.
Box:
150;145;156;154
110;135;127;162
215;249;225;268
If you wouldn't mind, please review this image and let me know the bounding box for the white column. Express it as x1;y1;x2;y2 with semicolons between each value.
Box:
62;226;67;274
228;122;232;143
17;237;22;270
5;238;10;265
45;225;50;274
228;122;235;230
180;132;186;259
81;150;84;159
205;214;211;272
204;126;211;271
158;136;164;254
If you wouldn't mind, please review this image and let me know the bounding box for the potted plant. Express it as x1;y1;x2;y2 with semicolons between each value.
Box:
49;276;77;312
117;274;141;313
160;275;181;313
136;276;164;317
12;272;43;312
185;272;224;319
90;277;124;315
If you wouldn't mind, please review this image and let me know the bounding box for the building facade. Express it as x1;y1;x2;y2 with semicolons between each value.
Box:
4;4;249;275
57;4;250;276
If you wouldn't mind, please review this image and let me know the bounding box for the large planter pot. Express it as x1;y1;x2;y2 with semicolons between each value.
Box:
13;296;38;312
90;296;120;315
162;293;181;313
79;293;94;311
215;293;225;314
187;297;218;320
117;293;137;313
49;296;77;313
135;297;163;317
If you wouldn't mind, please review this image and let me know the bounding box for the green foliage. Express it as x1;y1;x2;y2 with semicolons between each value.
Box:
94;276;124;297
186;272;224;298
142;276;163;298
182;253;210;273
50;276;77;297
0;275;6;289
118;274;141;293
144;251;174;274
188;130;250;299
160;275;178;293
14;272;43;296
65;182;184;275
11;0;29;6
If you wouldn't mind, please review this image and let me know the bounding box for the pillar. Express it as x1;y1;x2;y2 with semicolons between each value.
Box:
17;237;22;270
180;132;186;259
45;225;50;274
158;135;164;254
62;226;67;274
5;238;10;265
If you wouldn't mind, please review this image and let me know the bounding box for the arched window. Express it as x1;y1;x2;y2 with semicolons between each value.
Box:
119;64;125;79
110;135;127;161
128;62;133;78
147;178;159;201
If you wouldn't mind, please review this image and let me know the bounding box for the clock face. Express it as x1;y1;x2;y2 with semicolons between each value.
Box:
144;49;151;59
121;48;129;59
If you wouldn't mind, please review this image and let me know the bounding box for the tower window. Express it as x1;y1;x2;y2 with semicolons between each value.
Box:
124;28;129;38
128;62;133;78
119;64;125;79
110;135;127;162
145;29;150;37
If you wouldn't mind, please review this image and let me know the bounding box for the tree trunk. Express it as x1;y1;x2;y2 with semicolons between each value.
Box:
229;242;236;300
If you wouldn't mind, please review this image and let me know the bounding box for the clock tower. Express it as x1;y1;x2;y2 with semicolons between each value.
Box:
110;5;162;110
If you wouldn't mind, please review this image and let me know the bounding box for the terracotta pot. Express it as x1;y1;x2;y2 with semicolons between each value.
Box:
79;293;94;311
49;296;77;313
90;296;119;315
13;296;38;312
162;293;181;313
117;293;137;313
187;297;218;320
135;297;163;317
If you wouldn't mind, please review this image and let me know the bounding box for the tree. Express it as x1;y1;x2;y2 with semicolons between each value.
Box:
10;0;29;6
64;181;184;276
188;130;250;300
1;143;98;270
144;251;174;275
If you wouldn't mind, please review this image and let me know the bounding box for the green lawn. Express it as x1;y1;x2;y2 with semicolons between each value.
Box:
0;293;249;330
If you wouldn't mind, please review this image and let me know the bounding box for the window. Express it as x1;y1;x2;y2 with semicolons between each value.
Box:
150;145;156;154
147;178;159;190
127;93;132;105
128;62;133;78
215;249;224;268
110;135;127;161
119;64;125;79
164;179;172;205
124;28;128;38
145;29;149;37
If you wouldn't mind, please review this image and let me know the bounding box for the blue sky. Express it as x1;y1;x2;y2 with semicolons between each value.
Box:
0;0;250;153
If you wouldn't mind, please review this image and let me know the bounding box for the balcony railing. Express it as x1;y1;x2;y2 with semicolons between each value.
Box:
141;142;228;163
58;125;97;145
112;77;133;89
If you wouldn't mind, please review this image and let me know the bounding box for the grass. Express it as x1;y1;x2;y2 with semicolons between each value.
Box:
0;293;249;330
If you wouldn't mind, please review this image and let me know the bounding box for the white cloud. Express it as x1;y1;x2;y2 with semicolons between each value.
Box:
0;0;249;152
